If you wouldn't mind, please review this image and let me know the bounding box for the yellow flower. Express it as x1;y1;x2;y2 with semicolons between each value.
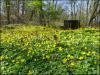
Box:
16;61;19;64
71;47;74;50
68;43;71;46
79;56;84;60
62;58;67;63
97;55;100;59
16;56;21;59
38;44;41;47
28;70;33;75
12;60;15;63
67;54;71;57
67;55;74;59
58;47;62;51
45;55;50;59
94;62;97;64
87;51;91;56
70;56;74;59
32;51;34;55
70;62;75;66
28;47;33;51
53;44;56;48
5;56;8;59
28;50;32;54
47;45;50;48
21;59;25;63
0;55;5;61
81;52;86;55
84;47;87;50
92;51;96;55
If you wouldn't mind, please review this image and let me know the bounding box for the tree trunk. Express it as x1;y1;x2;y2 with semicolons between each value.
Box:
88;0;99;26
6;0;10;24
74;1;76;20
79;0;82;21
22;0;25;15
39;0;43;25
71;3;73;20
16;0;20;23
55;0;57;10
29;10;35;21
86;0;89;26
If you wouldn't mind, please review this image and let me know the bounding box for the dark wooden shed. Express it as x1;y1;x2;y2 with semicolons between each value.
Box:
64;20;80;29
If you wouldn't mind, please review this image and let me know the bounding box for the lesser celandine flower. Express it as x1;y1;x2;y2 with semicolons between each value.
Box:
71;47;74;50
79;56;84;60
67;54;74;59
16;61;20;64
84;47;87;50
62;58;67;63
28;47;33;51
12;60;15;63
67;54;71;57
94;62;97;64
87;51;91;56
70;62;75;66
58;47;62;51
70;56;74;59
92;51;96;55
45;55;50;59
53;44;56;48
0;55;4;61
81;51;86;55
21;59;25;63
28;70;33;75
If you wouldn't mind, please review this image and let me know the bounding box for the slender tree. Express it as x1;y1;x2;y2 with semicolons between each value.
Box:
5;0;10;24
86;0;89;26
88;0;100;26
22;0;25;15
39;0;44;25
73;0;76;20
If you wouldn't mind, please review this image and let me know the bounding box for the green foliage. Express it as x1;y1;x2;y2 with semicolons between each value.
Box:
0;26;100;75
27;1;45;8
26;1;63;25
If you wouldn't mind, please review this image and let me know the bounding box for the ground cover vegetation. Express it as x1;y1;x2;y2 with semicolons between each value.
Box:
0;25;100;75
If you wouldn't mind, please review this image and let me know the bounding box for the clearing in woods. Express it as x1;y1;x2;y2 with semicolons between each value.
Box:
0;25;99;75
